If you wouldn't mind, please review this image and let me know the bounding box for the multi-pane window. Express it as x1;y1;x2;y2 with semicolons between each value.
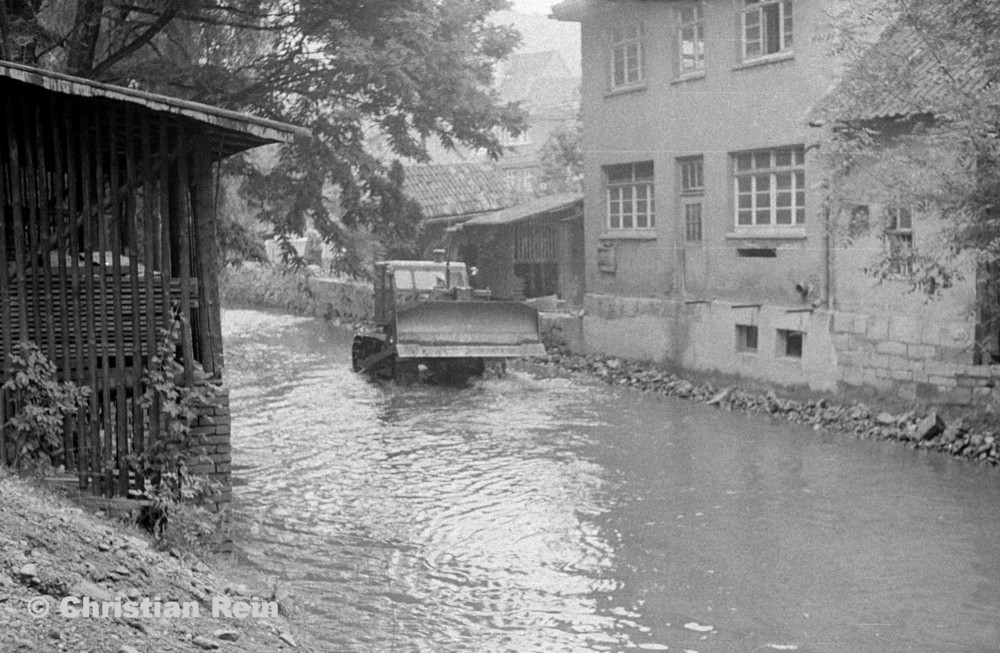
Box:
742;0;793;60
684;204;703;241
678;3;705;75
734;146;805;227
885;206;914;275
611;22;645;88
679;157;704;241
607;162;655;230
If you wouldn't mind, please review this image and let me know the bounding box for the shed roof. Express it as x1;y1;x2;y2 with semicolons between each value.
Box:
403;161;523;220
0;61;309;157
810;6;991;123
461;193;582;228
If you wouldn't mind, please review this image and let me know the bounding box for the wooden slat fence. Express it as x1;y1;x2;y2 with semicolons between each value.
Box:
0;81;210;497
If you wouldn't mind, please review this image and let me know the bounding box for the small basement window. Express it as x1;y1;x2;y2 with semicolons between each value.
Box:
736;324;758;352
777;329;804;358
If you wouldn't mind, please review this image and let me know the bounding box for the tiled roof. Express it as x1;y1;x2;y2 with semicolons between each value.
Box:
403;162;523;220
812;5;990;122
461;193;582;227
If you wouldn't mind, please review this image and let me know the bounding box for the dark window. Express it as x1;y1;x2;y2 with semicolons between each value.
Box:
736;324;759;352
778;329;804;358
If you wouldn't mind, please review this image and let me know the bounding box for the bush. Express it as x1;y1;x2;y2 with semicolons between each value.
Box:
2;341;90;471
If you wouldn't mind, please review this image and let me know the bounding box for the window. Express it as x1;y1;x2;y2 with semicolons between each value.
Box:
607;162;655;230
498;127;531;147
777;329;804;358
684;204;703;241
736;324;758;352
742;0;792;60
885;206;914;275
734;146;805;227
612;22;645;88
680;157;704;193
679;157;704;242
678;4;705;75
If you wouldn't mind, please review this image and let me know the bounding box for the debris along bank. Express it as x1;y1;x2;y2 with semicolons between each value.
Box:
0;470;312;653
534;349;1000;468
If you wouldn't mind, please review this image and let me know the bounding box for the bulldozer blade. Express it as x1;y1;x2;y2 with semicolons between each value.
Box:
393;301;546;359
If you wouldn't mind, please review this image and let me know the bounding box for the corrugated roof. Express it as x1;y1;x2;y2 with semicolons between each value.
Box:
461;193;582;227
0;61;309;157
403;162;523;219
811;5;991;122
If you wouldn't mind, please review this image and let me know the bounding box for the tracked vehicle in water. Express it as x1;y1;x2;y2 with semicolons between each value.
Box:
351;255;546;380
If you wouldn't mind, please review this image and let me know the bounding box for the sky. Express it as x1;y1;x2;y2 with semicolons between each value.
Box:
509;0;558;15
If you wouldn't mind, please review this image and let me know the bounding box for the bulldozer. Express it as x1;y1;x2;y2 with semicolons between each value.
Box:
351;253;546;380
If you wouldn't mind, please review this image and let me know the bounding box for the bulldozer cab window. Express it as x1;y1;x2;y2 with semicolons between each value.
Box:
393;270;415;290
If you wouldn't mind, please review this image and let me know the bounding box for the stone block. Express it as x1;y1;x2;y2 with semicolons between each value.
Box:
876;341;908;357
889;315;920;343
889;368;913;381
833;311;854;333
897;383;917;401
906;344;936;360
867;316;890;340
887;355;912;371
940;387;973;405
919;323;942;345
851;315;869;335
927;375;958;388
869;353;889;369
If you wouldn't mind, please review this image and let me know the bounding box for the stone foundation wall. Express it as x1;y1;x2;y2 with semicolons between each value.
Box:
830;312;1000;404
186;386;232;514
580;293;998;407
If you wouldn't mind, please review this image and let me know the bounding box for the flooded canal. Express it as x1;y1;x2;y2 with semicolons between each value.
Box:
223;308;1000;652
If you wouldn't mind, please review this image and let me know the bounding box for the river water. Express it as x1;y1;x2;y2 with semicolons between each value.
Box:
223;308;1000;652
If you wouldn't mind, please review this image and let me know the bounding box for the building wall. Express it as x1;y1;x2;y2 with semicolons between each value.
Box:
580;0;837;306
568;0;988;402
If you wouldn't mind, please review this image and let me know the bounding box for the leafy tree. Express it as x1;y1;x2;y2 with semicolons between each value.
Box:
818;0;1000;360
1;0;526;276
538;111;583;194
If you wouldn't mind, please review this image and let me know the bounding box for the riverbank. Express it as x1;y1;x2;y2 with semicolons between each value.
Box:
0;468;314;652
532;348;1000;467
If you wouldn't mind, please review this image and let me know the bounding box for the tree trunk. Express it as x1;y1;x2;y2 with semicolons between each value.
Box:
66;0;105;76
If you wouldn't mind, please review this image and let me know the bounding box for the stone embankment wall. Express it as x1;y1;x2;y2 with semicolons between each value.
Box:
308;277;373;321
580;294;998;408
830;311;999;405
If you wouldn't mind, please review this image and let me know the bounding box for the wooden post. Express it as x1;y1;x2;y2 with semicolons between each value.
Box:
191;133;222;376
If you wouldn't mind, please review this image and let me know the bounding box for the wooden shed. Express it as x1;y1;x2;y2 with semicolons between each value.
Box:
0;61;307;499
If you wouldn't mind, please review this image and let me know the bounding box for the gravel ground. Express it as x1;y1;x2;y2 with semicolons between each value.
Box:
0;470;317;653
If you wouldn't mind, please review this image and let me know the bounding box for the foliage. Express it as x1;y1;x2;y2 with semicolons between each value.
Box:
132;318;221;544
538;114;583;194
821;1;1000;273
1;341;90;471
2;0;527;277
819;0;1000;360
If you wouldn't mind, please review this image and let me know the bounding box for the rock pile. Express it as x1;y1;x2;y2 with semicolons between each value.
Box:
535;351;1000;467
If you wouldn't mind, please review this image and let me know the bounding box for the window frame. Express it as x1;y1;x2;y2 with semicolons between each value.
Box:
611;21;646;89
736;324;759;353
885;205;915;276
679;156;704;242
733;146;805;229
677;3;706;76
606;161;656;231
777;328;804;359
741;0;793;61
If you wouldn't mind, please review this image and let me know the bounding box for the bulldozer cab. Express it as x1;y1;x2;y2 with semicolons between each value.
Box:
374;261;469;325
